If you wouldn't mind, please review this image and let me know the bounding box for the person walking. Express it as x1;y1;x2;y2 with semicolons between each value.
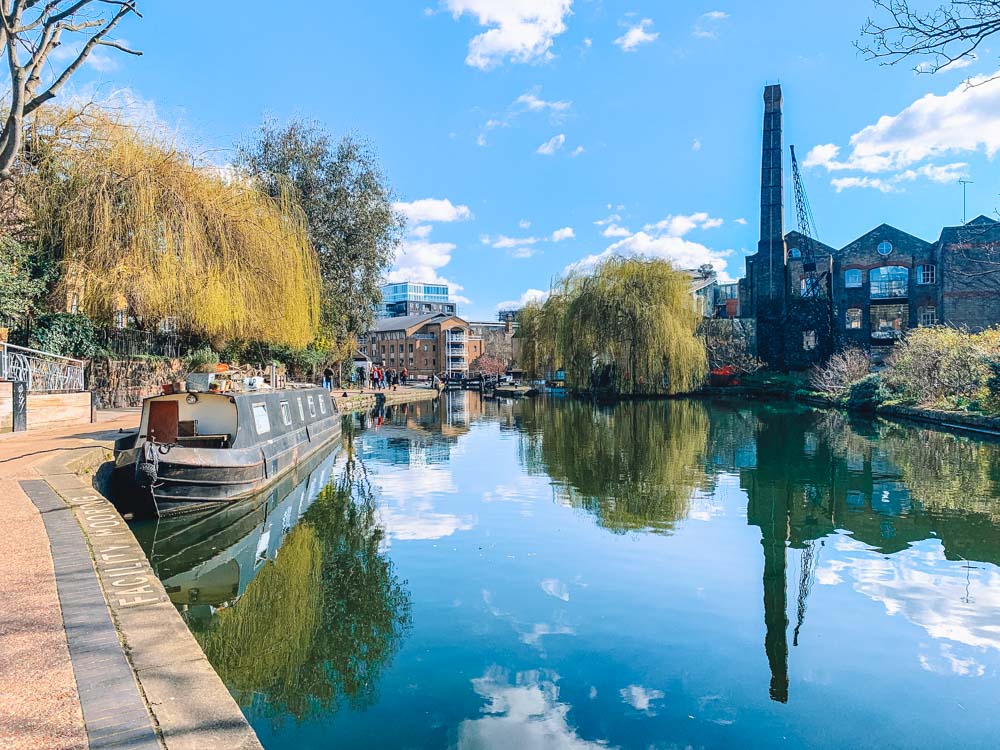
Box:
323;366;334;390
400;368;408;387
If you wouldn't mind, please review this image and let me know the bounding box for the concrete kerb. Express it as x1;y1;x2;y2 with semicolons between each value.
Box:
36;443;265;750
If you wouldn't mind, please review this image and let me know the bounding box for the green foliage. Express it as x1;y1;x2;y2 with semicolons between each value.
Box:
236;120;404;348
29;313;96;358
847;374;887;413
518;398;712;533
517;257;707;396
193;461;411;724
882;326;995;409
183;346;219;373
0;237;45;327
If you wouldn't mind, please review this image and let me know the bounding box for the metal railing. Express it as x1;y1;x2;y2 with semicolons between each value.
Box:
1;343;85;392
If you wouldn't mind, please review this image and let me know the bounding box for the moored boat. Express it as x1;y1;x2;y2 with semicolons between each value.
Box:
112;386;341;517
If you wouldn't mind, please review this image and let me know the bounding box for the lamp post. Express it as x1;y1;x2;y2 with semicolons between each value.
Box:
960;179;974;224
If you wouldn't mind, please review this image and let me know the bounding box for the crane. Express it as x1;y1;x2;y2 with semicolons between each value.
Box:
789;145;824;297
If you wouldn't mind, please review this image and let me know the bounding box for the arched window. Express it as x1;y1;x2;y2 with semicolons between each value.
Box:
845;269;862;288
870;266;908;299
877;241;893;256
788;247;801;259
846;308;862;329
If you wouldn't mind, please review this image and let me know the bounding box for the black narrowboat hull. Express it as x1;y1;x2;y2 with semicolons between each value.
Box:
112;387;342;517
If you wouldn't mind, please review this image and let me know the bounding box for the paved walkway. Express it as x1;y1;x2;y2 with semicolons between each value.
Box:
0;410;137;750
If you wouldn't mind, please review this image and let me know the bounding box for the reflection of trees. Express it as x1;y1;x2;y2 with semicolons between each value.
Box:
517;399;711;533
192;459;411;724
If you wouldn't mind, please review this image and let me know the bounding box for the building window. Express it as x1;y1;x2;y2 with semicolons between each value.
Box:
919;306;938;326
870;266;908;299
846;308;862;329
789;247;801;259
872;303;908;339
917;264;936;285
280;401;292;426
408;343;413;353
877;241;893;256
424;358;428;365
390;344;395;353
803;331;817;351
845;269;862;288
800;277;821;298
252;403;271;434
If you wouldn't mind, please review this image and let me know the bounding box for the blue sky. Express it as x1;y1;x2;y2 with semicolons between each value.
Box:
63;0;1000;321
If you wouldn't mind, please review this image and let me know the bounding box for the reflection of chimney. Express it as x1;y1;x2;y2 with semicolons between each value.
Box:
761;489;790;703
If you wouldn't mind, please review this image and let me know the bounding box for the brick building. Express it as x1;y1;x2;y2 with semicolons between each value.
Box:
741;84;1000;370
359;313;482;378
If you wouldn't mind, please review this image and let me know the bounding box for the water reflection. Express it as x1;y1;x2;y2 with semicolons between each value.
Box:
133;440;412;724
135;394;1000;748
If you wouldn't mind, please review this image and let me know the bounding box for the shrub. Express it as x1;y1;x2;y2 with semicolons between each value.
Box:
883;326;988;407
30;313;97;358
809;347;871;396
847;374;887;413
184;347;219;373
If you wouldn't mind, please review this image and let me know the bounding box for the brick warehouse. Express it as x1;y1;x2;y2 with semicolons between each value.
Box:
739;84;1000;370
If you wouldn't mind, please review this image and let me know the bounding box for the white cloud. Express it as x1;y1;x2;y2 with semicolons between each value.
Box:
619;685;665;715
734;217;748;225
445;0;573;70
615;18;658;52
387;238;458;284
692;138;702;151
693;10;729;39
410;224;434;238
478;86;572;146
537;133;566;155
540;578;570;601
916;54;976;74
806;69;1000;188
895;162;969;183
831;176;897;193
497;288;549;310
551;227;575;241
459;667;610;749
602;224;631;238
518;218;532;229
570;145;585;157
490;235;539;249
594;213;621;226
642;212;724;236
514;87;571;113
568;231;732;277
394;198;473;223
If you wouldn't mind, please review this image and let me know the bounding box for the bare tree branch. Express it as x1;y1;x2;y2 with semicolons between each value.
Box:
0;0;141;180
857;0;1000;77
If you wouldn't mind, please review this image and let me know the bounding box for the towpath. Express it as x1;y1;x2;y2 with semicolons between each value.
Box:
0;410;136;750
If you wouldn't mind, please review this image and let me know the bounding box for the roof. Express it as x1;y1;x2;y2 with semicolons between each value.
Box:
372;312;469;334
784;230;837;257
689;275;716;293
840;223;932;251
938;214;1000;245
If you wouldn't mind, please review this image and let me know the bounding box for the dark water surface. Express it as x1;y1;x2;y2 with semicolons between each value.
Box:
133;393;1000;749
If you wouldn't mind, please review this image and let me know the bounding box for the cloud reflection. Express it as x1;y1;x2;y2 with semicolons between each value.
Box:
458;667;614;750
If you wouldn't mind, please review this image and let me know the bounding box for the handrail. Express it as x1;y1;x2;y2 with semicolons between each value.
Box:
1;342;84;366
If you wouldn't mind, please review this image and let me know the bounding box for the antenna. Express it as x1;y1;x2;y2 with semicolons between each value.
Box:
959;179;974;223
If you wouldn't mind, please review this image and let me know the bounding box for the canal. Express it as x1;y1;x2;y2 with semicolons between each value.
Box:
132;393;1000;749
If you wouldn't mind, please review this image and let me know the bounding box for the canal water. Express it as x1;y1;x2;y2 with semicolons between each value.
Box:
133;393;1000;749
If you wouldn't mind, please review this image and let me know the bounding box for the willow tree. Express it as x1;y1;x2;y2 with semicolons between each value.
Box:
518;256;706;396
23;107;320;347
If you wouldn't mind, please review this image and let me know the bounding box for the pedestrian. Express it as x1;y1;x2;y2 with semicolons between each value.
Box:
401;368;408;387
323;366;334;390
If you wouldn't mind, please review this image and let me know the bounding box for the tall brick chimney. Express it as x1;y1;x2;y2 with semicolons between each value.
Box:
756;84;785;305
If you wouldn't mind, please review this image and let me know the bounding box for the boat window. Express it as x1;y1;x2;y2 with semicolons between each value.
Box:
318;396;327;415
280;401;292;426
297;397;305;421
252;403;271;434
307;396;317;417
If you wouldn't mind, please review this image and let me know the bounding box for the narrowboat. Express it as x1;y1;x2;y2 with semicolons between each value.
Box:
112;386;341;517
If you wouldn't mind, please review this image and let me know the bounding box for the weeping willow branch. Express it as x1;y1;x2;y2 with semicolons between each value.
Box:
21;105;321;347
518;256;707;396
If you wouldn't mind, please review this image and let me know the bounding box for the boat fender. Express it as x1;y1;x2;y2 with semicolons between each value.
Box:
135;441;160;489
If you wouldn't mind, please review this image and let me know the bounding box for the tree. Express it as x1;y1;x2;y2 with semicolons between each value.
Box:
24;106;320;347
0;1;142;180
858;0;1000;74
0;236;43;327
236;120;404;350
470;353;506;377
517;256;707;396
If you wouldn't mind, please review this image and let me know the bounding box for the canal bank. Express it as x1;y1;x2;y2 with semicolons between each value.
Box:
332;384;441;414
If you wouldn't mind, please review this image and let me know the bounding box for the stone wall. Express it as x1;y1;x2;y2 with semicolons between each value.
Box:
89;358;186;409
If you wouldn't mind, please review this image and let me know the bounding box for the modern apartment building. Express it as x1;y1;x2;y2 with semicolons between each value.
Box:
376;282;458;319
359;313;483;377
